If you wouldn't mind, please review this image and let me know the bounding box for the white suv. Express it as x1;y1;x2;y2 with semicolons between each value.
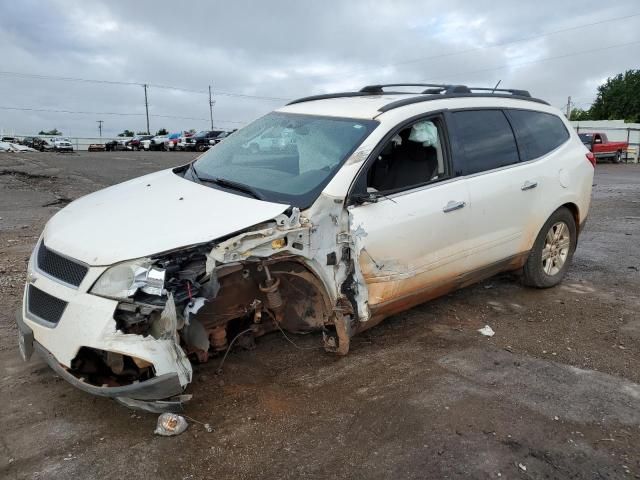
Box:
17;83;594;411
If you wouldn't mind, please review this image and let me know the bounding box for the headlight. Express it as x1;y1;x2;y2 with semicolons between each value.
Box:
91;259;165;299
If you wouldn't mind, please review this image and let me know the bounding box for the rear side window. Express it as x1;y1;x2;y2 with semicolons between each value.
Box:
507;110;570;161
452;110;519;175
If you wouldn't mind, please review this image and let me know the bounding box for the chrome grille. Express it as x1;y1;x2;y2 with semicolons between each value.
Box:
37;242;88;287
27;285;67;325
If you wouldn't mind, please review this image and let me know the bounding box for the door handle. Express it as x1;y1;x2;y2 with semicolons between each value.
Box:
521;180;538;191
443;200;466;213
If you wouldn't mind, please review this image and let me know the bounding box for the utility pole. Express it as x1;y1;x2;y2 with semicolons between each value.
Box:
143;84;150;134
97;120;103;138
208;85;215;130
566;96;572;118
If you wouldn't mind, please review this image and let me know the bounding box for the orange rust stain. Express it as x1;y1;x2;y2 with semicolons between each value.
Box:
358;253;529;333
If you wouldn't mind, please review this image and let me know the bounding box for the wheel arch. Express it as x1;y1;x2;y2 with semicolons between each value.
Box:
560;202;580;237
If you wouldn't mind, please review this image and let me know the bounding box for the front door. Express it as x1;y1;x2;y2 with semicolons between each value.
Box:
347;115;471;320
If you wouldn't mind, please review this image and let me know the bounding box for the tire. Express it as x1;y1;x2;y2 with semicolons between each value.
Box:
522;207;577;288
612;150;622;164
197;144;206;152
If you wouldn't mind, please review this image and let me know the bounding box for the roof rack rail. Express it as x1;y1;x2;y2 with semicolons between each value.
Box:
286;83;542;108
466;87;531;97
378;93;549;112
360;83;473;94
286;91;375;106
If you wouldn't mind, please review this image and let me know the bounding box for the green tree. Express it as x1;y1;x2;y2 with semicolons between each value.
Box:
38;128;61;135
589;70;640;122
136;131;149;135
569;108;591;121
156;128;169;135
118;129;135;137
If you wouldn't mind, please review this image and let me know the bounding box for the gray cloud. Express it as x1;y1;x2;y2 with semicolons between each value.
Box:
0;0;638;137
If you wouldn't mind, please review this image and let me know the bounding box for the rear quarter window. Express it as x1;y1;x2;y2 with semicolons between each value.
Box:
507;109;570;161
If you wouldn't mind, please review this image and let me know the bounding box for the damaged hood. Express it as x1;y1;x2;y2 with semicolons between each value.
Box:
43;168;290;265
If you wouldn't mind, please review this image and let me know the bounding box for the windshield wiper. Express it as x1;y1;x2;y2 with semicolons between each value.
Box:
198;175;264;200
188;162;264;200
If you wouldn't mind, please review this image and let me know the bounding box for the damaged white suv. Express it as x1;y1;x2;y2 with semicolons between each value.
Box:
17;83;594;411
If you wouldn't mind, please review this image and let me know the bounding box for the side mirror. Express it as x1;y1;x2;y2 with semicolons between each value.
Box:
351;192;379;205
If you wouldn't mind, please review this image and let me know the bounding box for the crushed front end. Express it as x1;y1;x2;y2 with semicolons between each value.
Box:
18;202;363;411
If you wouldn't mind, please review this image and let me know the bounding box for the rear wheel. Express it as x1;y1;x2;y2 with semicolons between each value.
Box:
197;144;206;152
612;150;622;164
522;207;576;288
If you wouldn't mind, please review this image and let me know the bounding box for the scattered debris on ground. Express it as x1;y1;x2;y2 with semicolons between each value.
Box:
154;413;189;436
478;325;495;337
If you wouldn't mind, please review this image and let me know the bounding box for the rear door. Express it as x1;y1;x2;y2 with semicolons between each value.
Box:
448;109;538;271
505;108;573;236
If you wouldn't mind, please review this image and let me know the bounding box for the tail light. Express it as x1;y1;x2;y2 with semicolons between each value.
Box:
586;152;596;167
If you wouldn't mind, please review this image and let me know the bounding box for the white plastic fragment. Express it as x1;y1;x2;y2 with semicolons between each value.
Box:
518;463;527;472
154;413;188;436
478;325;495;337
183;297;207;325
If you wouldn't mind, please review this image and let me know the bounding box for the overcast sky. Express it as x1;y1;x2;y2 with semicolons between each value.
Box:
0;0;638;138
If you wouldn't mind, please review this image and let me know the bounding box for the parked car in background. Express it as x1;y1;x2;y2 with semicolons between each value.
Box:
52;138;73;152
21;137;36;148
244;126;296;153
184;130;225;151
164;133;182;151
148;135;168;151
578;132;628;163
38;138;54;151
16;83;593;411
207;131;233;147
127;135;153;151
1;136;18;143
139;138;152;151
105;139;128;151
88;143;107;152
176;132;195;151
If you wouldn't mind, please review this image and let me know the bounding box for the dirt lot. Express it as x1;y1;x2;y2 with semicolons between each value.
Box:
1;151;639;479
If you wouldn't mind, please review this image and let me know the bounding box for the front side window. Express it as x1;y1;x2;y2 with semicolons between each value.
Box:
452;110;519;175
190;112;377;207
508;110;570;161
366;117;448;193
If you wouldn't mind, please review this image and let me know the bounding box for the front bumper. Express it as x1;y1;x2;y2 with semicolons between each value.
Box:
17;310;183;400
18;254;192;406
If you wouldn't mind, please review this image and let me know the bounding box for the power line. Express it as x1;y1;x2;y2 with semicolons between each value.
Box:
0;71;291;101
340;12;640;78
0;105;246;123
431;40;640;82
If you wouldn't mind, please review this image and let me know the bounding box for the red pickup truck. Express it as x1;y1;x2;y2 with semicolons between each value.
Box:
578;132;628;164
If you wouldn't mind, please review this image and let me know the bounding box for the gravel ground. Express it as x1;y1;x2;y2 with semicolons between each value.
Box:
1;151;639;479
